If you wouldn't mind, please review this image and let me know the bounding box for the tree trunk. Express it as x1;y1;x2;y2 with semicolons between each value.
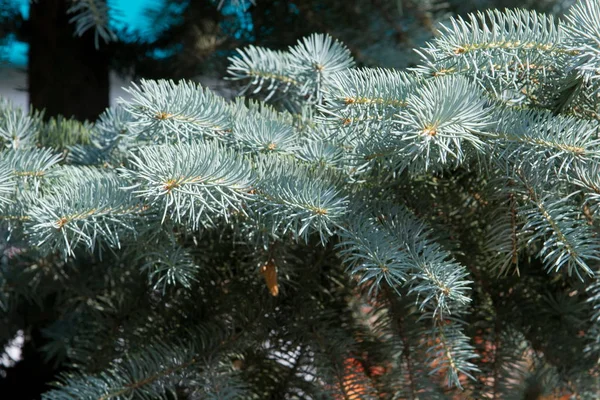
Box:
28;0;109;121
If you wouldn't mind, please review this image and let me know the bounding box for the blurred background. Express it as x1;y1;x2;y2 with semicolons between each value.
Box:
0;0;576;121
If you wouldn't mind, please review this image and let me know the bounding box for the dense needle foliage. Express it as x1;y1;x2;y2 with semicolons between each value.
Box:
3;0;600;398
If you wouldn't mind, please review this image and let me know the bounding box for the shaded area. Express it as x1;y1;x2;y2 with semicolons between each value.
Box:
28;0;109;121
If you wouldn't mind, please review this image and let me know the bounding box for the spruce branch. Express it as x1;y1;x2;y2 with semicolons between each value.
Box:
4;5;600;395
230;112;300;155
587;272;600;327
25;171;140;258
0;189;35;227
0;100;40;150
337;216;411;295
572;162;600;213
295;140;347;169
67;106;137;166
44;340;199;400
490;107;600;175
483;193;524;276
338;204;472;319
377;292;422;399
140;245;200;294
1;148;63;194
39;115;93;150
67;0;117;48
516;172;600;278
122;79;232;143
42;311;245;400
228;34;354;105
564;0;600;95
437;9;563;57
415;8;567;85
227;46;299;101
323;68;415;112
319;68;416;139
392;75;493;170
424;317;479;388
121;141;254;229
217;0;255;10
288;33;355;103
0;162;14;208
253;158;348;243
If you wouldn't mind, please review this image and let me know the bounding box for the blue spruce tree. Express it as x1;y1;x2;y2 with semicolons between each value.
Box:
2;0;600;398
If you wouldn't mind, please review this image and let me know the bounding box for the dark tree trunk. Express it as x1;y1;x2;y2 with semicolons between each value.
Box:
28;0;109;121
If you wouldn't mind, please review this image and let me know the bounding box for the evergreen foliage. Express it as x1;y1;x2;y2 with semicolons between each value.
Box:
67;0;117;48
3;0;600;398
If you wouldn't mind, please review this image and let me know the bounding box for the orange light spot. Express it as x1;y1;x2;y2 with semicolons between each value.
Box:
260;259;279;297
155;112;172;120
56;217;69;230
163;179;179;192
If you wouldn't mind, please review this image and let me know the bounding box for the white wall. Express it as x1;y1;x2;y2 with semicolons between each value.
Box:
0;66;236;113
0;66;28;110
0;67;134;111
